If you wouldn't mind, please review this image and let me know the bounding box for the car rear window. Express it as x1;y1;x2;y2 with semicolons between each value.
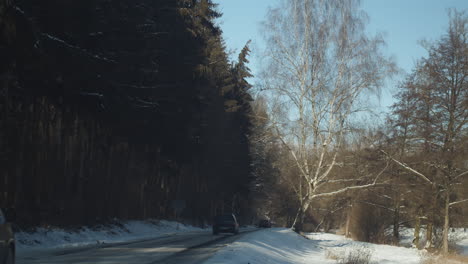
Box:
215;215;234;221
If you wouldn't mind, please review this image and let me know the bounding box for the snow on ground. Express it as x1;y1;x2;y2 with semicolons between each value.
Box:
450;229;468;256
15;219;205;252
15;219;468;263
205;228;426;264
205;228;331;264
397;227;468;256
460;239;468;256
397;227;419;247
309;232;422;264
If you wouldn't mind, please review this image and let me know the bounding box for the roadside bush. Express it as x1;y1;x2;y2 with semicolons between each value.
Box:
326;246;374;264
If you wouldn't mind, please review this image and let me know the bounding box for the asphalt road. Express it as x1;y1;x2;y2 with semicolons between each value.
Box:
16;229;257;264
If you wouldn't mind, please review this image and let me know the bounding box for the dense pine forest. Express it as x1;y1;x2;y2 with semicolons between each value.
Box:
0;0;254;226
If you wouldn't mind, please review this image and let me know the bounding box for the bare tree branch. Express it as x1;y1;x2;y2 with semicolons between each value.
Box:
449;199;468;207
380;150;433;184
313;162;389;198
454;170;468;181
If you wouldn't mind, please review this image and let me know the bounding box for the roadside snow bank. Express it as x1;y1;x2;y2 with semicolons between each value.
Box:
15;219;204;251
309;232;421;264
206;228;331;264
205;228;424;264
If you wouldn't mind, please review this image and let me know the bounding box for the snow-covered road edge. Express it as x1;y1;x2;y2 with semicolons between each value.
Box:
15;221;468;263
15;219;206;252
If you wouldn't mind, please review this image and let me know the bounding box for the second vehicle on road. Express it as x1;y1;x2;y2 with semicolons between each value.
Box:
212;214;239;235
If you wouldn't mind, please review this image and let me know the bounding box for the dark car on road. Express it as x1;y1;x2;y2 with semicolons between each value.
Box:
0;208;15;264
258;219;272;228
212;214;239;235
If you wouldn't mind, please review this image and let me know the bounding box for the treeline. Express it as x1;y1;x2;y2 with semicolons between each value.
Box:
251;1;467;254
0;0;254;226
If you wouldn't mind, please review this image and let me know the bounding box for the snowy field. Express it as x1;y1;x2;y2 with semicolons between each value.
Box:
397;227;468;256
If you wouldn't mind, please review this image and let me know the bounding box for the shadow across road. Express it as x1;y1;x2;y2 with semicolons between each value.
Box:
17;228;258;264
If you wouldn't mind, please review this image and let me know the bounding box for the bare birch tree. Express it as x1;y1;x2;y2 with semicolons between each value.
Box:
259;0;395;231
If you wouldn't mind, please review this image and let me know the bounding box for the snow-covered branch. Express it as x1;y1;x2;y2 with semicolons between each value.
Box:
312;162;389;198
449;199;468;207
357;200;396;212
42;33;117;63
311;182;378;199
454;170;468;181
274;126;309;180
323;178;367;184
380;150;433;184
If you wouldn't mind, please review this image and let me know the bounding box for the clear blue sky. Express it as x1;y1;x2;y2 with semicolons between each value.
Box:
215;0;468;111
